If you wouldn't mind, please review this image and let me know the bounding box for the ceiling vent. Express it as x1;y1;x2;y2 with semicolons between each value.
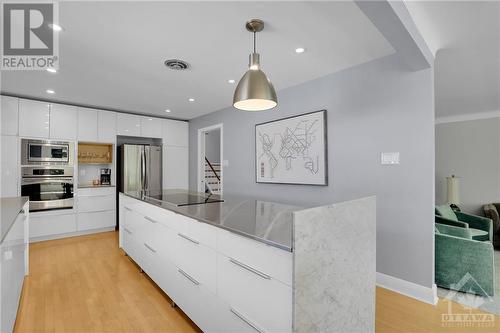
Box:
164;59;190;70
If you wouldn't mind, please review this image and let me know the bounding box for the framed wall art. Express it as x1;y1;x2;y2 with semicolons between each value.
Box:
255;110;328;185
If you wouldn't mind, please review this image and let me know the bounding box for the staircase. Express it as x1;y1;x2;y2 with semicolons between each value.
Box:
205;158;221;194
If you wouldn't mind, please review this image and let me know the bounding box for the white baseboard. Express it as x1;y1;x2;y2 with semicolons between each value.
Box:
377;272;438;305
29;227;115;243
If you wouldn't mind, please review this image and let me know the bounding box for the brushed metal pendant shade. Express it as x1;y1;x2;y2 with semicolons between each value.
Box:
233;19;277;111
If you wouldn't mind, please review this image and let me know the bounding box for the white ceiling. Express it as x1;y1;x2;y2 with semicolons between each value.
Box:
1;1;394;120
406;0;500;118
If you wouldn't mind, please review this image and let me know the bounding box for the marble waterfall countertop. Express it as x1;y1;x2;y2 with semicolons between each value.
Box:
123;190;302;251
0;197;28;243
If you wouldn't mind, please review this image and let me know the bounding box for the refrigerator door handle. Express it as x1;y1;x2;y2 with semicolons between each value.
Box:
144;147;149;192
141;147;146;191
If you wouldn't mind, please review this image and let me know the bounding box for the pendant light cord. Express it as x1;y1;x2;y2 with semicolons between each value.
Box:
253;31;256;53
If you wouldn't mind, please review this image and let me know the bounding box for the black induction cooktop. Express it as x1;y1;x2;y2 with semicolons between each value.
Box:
145;193;224;207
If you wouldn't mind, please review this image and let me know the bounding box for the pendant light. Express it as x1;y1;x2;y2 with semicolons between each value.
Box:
233;19;277;111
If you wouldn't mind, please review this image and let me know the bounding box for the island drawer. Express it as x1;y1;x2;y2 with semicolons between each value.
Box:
141;215;179;265
217;253;293;333
216;229;292;286
175;229;217;294
134;202;189;233
177;214;217;249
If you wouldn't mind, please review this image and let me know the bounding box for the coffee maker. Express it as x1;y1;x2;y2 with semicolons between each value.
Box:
100;168;111;185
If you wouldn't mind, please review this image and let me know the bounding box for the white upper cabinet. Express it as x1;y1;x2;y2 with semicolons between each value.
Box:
18;99;50;138
1;96;18;136
163;145;189;190
162;119;188;147
78;108;98;142
140;116;162;138
117;113;141;136
98;110;117;143
0;135;19;197
50;103;77;140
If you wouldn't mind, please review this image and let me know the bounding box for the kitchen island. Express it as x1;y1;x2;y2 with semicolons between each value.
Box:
0;197;29;333
119;190;376;333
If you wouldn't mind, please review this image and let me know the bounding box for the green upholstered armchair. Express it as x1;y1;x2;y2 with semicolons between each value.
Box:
435;205;493;242
435;223;495;296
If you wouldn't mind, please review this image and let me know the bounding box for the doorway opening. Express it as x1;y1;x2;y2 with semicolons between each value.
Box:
198;124;223;195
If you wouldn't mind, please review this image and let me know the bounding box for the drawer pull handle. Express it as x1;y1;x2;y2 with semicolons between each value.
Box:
177;233;199;245
230;308;265;333
178;269;199;285
124;207;132;211
124;227;132;234
229;258;271;280
144;216;158;224
143;243;156;253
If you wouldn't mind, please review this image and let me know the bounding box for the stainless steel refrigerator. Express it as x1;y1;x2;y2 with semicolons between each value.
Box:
120;144;162;196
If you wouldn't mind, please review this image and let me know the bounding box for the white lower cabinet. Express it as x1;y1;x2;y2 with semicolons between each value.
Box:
77;188;115;212
175;229;217;294
1;207;28;333
217;253;293;333
76;187;116;232
119;194;292;333
29;213;77;239
77;210;115;231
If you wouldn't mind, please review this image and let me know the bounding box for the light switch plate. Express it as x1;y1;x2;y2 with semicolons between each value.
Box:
381;152;400;165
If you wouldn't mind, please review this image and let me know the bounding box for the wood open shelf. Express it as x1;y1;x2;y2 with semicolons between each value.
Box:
78;142;113;164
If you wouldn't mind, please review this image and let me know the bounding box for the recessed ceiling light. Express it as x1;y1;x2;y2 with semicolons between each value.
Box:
48;23;63;31
148;118;153;121
46;89;55;94
295;47;306;54
46;68;57;73
165;109;171;113
228;79;235;84
188;98;195;102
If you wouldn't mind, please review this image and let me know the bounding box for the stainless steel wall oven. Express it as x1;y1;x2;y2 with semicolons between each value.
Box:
21;166;74;212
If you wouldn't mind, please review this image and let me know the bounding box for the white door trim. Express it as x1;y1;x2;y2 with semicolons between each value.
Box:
197;123;223;194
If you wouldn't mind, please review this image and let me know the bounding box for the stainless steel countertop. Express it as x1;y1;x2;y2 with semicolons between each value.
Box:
123;190;302;252
1;197;28;243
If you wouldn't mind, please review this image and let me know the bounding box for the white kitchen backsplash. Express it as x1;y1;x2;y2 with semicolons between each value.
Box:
78;164;112;186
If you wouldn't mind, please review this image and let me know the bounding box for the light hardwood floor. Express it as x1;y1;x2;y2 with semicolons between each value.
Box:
14;231;500;333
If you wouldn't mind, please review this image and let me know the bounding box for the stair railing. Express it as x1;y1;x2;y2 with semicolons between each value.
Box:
205;157;221;181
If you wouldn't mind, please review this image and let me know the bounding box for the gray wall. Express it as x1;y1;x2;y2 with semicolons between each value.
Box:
436;118;500;215
205;130;221;164
189;54;435;288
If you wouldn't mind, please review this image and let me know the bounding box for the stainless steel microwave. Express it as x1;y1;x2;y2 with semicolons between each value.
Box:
21;139;73;165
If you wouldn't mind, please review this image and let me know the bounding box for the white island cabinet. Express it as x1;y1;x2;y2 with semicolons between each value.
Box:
119;194;293;333
119;192;376;333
